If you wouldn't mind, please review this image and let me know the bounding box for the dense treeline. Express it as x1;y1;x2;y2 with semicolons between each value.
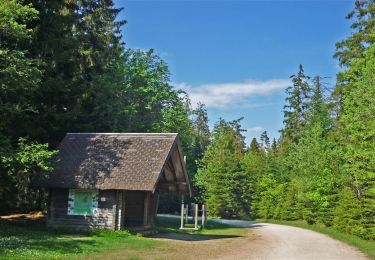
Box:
0;0;210;213
196;1;374;240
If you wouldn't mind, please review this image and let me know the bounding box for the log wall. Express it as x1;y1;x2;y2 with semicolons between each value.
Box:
47;188;117;230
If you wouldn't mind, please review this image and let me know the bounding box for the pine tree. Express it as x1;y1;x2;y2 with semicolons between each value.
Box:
27;0;84;143
334;0;375;67
282;65;311;143
74;0;127;132
195;119;245;218
334;1;375;101
260;131;270;152
249;138;261;153
335;45;375;240
241;137;266;218
309;76;332;131
271;138;278;152
331;1;375;239
192;102;210;159
285;121;339;225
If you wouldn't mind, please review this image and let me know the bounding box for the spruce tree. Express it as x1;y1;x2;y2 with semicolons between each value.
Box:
335;45;375;239
241;137;266;218
334;0;375;67
260;131;270;152
249;137;261;153
28;0;87;144
332;0;375;239
74;0;126;132
334;1;375;101
309;76;332;131
282;65;311;143
271;138;278;152
192;102;210;159
195;119;245;218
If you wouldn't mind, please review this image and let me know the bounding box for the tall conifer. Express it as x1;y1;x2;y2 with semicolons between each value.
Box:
282;65;311;143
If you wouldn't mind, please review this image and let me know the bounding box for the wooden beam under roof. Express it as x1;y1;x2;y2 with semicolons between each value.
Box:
171;148;184;181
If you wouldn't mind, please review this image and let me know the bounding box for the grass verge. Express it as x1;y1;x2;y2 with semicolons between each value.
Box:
0;220;156;260
258;219;375;259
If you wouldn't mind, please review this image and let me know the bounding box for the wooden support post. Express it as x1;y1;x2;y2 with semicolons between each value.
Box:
116;190;123;230
194;204;198;229
155;193;160;215
151;193;159;227
180;202;184;229
121;191;126;229
143;192;150;227
202;204;206;228
185;204;189;224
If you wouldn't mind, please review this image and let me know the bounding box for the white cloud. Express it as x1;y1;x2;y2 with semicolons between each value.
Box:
246;126;263;133
173;79;290;108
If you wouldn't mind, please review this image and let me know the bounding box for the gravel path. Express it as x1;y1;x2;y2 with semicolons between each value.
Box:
213;219;368;260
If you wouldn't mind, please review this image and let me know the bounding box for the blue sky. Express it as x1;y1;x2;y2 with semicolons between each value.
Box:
116;0;354;144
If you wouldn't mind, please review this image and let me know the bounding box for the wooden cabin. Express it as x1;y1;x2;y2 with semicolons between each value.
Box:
34;133;191;230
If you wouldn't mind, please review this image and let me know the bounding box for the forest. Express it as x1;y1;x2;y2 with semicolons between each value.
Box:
0;0;374;242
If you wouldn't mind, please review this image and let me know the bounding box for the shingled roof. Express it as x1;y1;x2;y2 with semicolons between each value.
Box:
34;133;191;195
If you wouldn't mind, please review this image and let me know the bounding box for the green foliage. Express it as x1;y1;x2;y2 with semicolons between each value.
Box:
334;45;375;240
0;0;42;140
118;48;172;132
333;187;371;239
282;64;311;143
0;139;57;213
195;119;246;218
334;0;375;67
334;0;375;102
286;123;339;225
5;138;57;174
191;102;210;160
240;139;266;218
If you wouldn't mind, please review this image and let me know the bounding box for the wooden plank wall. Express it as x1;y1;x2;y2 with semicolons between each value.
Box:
48;188;117;230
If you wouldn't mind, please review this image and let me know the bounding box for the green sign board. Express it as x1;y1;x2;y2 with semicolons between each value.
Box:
73;191;94;215
68;189;98;216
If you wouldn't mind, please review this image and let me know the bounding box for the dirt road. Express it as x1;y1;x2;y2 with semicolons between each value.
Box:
213;219;368;260
93;219;369;260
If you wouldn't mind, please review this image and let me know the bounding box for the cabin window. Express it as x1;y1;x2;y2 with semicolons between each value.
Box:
68;189;98;216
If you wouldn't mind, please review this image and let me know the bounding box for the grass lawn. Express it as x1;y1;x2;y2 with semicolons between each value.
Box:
0;216;239;260
258;219;375;260
0;220;156;260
